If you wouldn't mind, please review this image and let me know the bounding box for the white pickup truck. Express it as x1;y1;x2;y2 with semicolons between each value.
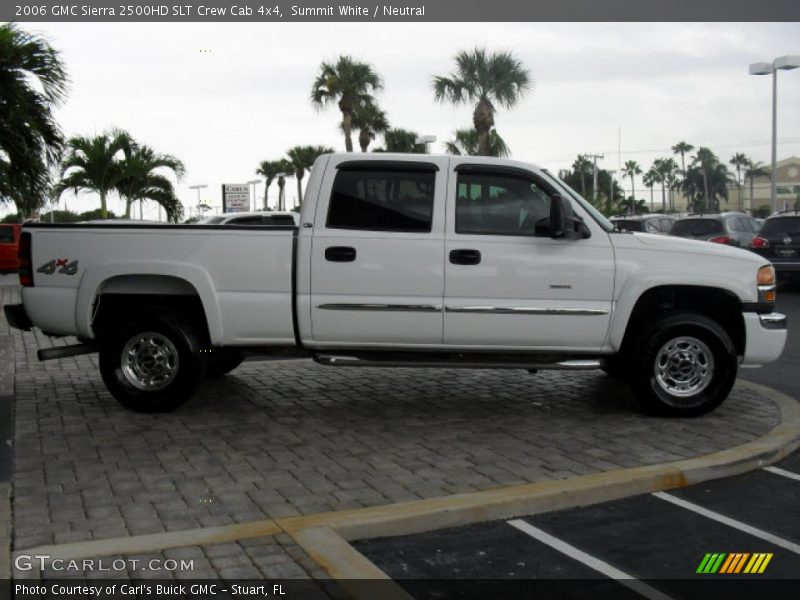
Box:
5;154;787;416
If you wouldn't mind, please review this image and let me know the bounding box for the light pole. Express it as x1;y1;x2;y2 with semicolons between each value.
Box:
246;179;261;211
587;153;604;203
749;55;800;213
415;135;436;153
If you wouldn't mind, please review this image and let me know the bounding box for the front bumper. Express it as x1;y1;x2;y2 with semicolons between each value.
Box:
741;311;787;367
3;303;32;331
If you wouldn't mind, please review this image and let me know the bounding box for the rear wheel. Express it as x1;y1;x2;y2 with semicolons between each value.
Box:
628;313;737;417
99;313;207;412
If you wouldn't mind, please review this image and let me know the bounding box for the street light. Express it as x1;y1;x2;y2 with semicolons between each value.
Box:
607;170;616;214
749;55;800;213
415;135;436;153
246;179;261;211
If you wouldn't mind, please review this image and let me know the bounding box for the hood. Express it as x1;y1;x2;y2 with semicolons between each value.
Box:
619;232;765;265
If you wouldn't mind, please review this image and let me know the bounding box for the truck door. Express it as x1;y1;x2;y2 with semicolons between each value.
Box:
442;162;614;350
308;156;448;346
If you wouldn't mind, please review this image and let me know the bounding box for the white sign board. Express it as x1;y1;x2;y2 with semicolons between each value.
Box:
222;184;250;213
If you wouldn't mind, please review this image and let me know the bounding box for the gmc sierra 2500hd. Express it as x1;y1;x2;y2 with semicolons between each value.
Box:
4;154;787;416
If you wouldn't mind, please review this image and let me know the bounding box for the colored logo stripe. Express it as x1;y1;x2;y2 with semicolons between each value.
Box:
697;552;773;574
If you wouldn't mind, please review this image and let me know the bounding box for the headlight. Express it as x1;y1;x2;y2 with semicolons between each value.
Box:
757;265;776;303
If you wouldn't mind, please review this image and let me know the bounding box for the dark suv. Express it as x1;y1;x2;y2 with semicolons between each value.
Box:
610;214;676;234
670;212;761;247
749;211;800;281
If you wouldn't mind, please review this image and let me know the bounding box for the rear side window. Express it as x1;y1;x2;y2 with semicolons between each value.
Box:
0;226;15;243
265;215;296;226
671;219;724;236
761;216;800;236
327;167;435;232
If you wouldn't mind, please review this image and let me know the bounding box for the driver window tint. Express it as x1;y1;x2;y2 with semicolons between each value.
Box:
327;168;435;232
456;172;553;236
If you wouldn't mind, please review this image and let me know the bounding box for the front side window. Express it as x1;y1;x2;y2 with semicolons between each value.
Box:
455;172;554;236
327;167;435;232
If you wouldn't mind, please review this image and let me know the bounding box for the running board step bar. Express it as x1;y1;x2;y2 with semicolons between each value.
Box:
38;343;97;361
314;354;604;370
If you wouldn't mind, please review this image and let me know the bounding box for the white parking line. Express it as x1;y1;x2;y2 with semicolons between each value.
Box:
507;519;674;600
763;466;800;482
652;492;800;554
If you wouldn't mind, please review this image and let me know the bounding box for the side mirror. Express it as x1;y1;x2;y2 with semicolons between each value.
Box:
549;194;590;240
549;194;568;239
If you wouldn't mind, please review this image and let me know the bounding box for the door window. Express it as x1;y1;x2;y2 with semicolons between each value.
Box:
455;171;555;236
326;167;435;232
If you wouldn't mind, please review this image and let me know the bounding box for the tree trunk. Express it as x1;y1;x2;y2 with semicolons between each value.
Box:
473;100;495;157
629;176;635;214
359;129;371;153
296;172;304;207
342;110;354;152
100;191;108;219
263;179;271;210
661;183;666;212
278;177;285;210
702;171;709;211
124;197;132;219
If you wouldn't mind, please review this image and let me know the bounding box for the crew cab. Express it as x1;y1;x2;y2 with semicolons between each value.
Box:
4;154;787;416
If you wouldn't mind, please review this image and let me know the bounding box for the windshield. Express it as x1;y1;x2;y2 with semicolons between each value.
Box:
761;216;800;237
541;170;614;232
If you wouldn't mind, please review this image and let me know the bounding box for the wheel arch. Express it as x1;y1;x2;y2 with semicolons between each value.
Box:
614;285;745;357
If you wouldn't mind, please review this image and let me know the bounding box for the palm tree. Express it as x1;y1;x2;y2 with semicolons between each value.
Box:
730;153;748;211
348;99;389;152
256;160;291;210
621;160;642;213
744;159;770;211
275;159;294;211
444;128;510;157
643;167;657;211
56;130;130;219
286;145;334;207
311;56;383;152
433;47;531;156
571;155;593;196
116;142;184;221
654;157;678;212
374;128;427;154
0;24;68;217
672;141;694;179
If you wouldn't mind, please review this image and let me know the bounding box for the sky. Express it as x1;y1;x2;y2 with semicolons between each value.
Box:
5;21;800;219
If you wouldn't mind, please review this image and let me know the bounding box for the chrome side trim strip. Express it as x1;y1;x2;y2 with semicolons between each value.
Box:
317;303;443;313
314;354;604;370
759;312;787;330
444;306;609;316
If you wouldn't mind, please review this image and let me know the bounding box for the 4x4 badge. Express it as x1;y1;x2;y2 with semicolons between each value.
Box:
37;259;79;276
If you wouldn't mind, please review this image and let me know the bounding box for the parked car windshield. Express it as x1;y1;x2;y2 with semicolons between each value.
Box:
671;219;724;236
611;219;644;232
761;216;800;237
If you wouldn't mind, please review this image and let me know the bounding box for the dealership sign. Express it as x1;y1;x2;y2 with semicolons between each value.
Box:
222;184;250;213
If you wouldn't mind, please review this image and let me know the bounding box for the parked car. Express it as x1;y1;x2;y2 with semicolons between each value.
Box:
749;211;800;282
5;154;786;417
670;212;761;247
610;214;676;234
199;211;299;226
0;223;21;273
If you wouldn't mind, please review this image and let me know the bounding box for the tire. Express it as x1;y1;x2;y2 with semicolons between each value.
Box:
601;355;626;380
627;312;738;417
205;351;244;379
99;312;207;412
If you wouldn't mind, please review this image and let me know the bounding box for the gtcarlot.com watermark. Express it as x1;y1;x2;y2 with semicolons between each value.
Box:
14;553;194;573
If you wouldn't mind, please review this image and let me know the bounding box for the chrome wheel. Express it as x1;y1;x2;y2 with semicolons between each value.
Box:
120;332;179;391
654;336;714;398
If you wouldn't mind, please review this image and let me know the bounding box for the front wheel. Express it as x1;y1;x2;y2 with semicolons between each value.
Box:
99;313;207;412
628;313;738;417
